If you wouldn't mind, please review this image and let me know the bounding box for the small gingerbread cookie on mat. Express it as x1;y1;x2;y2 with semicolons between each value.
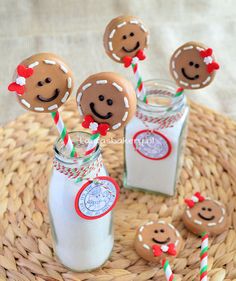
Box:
8;53;74;113
103;15;149;63
169;41;219;90
76;72;136;131
134;220;183;263
183;192;227;236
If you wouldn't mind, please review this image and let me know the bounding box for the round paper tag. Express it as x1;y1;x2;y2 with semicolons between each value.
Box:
75;176;120;220
133;130;172;160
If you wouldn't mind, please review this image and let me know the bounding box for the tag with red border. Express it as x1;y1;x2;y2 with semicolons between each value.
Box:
133;130;172;160
75;176;120;220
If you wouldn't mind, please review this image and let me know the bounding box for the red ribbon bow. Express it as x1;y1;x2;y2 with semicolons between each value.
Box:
8;65;34;95
199;48;220;74
82;115;110;136
185;192;205;208
152;243;177;257
123;49;146;68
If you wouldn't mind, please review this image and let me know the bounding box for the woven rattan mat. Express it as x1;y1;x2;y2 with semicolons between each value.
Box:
0;100;236;281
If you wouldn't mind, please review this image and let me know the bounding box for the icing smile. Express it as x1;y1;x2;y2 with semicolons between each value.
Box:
122;41;140;53
90;102;113;119
37;89;60;102
152;237;170;244
198;213;215;221
181;68;199;80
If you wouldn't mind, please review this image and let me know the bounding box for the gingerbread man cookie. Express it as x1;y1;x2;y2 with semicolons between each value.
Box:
8;53;74;113
103;15;149;63
169;41;219;89
134;220;182;263
76;72;136;131
183;192;227;236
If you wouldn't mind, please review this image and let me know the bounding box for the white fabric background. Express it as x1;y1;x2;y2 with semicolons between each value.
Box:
0;0;236;125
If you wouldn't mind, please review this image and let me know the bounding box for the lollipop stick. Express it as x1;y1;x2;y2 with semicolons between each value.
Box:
85;133;100;156
51;111;76;157
175;87;184;98
200;232;208;281
131;62;147;103
162;259;175;281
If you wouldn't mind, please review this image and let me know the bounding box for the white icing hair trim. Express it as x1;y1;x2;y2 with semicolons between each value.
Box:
174;49;182;58
122;111;128;122
60;65;68;73
202;76;211;85
61;91;70;103
143;244;150;250
194;219;202;225
124;97;129;108
77;92;82;104
48;104;58;111
82;83;92;91
96;80;108;84
21;99;30;108
34;107;44;112
112;53;121;61
140;24;148;32
108;42;113;51
28;61;39;68
180;80;189;86
67;77;72;89
139;226;144;232
190;84;200;88
112;82;123;92
112;123;121;130
129;20;139;24
183;46;193;50
117;22;127;28
109;29;116;39
44;60;56;65
138;234;143;242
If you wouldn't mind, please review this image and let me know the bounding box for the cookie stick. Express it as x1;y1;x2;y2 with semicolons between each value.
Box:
8;53;76;157
103;15;149;102
76;72;136;157
183;192;228;281
169;42;220;98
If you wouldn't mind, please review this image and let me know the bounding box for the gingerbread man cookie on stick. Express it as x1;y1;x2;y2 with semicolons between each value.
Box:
183;192;228;281
104;16;149;102
76;72;136;155
169;41;220;97
8;53;76;157
135;220;183;280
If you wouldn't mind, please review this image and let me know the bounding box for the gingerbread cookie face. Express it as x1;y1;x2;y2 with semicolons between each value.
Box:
8;53;74;113
77;72;136;131
183;196;227;236
134;221;182;263
103;16;149;63
170;42;219;89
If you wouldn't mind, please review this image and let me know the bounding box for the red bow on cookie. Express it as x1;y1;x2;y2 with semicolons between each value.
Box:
8;65;34;95
123;50;146;68
82;115;110;136
185;192;205;208
199;48;220;74
152;243;177;257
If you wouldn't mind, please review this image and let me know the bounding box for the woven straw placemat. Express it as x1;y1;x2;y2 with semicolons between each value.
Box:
0;100;236;281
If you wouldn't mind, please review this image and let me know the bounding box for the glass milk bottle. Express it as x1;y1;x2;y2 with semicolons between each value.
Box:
49;131;116;271
124;80;189;196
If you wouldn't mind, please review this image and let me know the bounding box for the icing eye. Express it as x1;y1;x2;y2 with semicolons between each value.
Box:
160;229;164;233
130;32;134;37
45;77;52;83
189;61;194;66
208;208;212;211
195;64;200;68
202;207;206;211
99;95;105;101
195;75;199;79
154;230;159;233
37;81;44;87
107;99;113;106
122;35;127;40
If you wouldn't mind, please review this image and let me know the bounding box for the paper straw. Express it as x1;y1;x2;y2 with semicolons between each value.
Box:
200;232;208;281
162;259;175;281
85;133;100;156
131;62;147;103
51;111;76;157
175;87;184;98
